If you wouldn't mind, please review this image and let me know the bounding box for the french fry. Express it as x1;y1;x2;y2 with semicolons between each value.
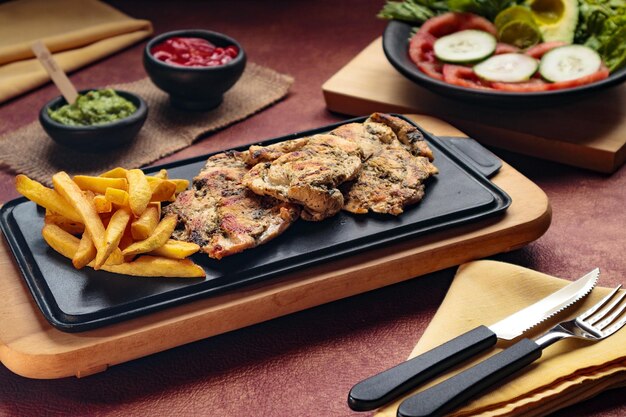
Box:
131;205;160;240
149;240;201;259
74;175;128;195
43;224;204;278
149;179;177;202
152;169;168;180
145;173;188;193
99;167;127;178
83;190;96;200
126;169;151;217
122;214;178;256
103;256;205;278
100;207;132;267
52;171;108;269
171;179;190;193
93;195;112;213
44;212;85;235
73;232;96;269
42;224;122;266
42;223;81;258
16;174;82;222
104;187;129;207
151;201;161;217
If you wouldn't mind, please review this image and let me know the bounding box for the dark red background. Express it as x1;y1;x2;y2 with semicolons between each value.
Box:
0;1;624;416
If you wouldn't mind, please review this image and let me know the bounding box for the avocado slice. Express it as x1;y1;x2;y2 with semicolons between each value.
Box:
527;0;578;43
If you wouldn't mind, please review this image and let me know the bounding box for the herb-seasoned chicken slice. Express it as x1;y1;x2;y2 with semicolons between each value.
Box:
366;112;434;160
341;142;438;215
242;134;362;221
164;152;300;260
243;138;309;166
330;113;438;216
330;122;396;159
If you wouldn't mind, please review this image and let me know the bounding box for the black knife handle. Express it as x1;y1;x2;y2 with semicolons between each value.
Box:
348;325;497;411
397;338;543;417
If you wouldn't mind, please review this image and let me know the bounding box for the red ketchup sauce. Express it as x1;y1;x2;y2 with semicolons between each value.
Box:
150;37;239;67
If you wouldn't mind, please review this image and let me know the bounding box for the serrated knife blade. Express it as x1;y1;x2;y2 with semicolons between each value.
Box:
489;268;599;340
348;268;599;412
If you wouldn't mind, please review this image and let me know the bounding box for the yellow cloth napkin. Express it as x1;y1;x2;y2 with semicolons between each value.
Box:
0;0;152;103
376;260;626;417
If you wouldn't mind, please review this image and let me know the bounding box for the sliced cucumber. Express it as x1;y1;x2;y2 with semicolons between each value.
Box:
433;30;497;63
539;45;602;82
473;53;539;82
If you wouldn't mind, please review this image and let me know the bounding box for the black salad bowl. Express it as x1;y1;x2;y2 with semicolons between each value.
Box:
383;20;626;107
39;89;148;151
143;29;247;111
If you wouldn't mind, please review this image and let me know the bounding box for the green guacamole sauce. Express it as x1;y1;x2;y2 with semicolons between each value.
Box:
48;89;137;126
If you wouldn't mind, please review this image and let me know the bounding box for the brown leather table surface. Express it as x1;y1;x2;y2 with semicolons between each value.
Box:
0;1;624;416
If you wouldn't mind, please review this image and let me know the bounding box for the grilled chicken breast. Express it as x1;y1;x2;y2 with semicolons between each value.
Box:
242;134;362;221
366;112;434;160
164;152;300;260
243;138;309;166
340;142;438;215
331;114;438;215
330;122;395;159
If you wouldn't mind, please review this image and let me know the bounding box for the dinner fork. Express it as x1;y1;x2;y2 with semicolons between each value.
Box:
397;285;626;417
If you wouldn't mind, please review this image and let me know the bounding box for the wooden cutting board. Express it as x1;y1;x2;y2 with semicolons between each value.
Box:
323;38;626;174
0;115;551;379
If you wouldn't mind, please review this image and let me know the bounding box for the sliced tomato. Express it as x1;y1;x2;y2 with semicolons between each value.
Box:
409;32;437;63
525;41;568;59
443;64;493;90
418;12;497;38
409;32;444;80
457;13;497;35
417;61;445;80
494;43;520;55
492;78;549;92
418;13;462;38
546;65;610;90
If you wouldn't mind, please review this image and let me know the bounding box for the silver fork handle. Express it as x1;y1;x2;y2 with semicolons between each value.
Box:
534;324;571;348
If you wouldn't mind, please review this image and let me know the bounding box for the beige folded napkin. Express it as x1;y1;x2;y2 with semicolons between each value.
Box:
0;0;152;103
376;260;626;417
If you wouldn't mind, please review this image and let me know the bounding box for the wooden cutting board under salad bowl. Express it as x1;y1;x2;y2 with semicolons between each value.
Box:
324;10;626;173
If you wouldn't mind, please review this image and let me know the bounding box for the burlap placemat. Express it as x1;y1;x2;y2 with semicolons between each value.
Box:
0;62;293;184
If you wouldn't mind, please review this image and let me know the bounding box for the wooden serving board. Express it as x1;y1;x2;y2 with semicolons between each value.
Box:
0;115;551;379
323;38;626;174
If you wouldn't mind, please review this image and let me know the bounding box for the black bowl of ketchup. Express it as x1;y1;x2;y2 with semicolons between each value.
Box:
144;29;246;111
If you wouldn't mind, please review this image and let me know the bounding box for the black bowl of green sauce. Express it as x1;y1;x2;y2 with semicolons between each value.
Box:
40;89;148;151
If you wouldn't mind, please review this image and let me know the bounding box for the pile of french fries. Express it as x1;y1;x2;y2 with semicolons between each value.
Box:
15;167;206;278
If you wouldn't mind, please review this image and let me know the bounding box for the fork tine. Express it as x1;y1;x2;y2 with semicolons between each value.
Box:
595;293;626;330
578;285;623;322
587;287;626;326
595;293;626;334
602;307;626;336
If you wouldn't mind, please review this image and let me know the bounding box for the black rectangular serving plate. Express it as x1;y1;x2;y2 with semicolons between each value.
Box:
0;115;511;332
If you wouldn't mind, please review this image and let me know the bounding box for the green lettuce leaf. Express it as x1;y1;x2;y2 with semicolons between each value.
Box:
585;13;626;71
446;0;519;20
378;0;449;23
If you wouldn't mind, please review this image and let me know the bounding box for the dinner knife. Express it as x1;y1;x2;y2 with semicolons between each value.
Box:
347;268;599;411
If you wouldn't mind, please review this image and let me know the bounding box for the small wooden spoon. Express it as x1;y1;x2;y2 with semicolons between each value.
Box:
31;40;79;104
